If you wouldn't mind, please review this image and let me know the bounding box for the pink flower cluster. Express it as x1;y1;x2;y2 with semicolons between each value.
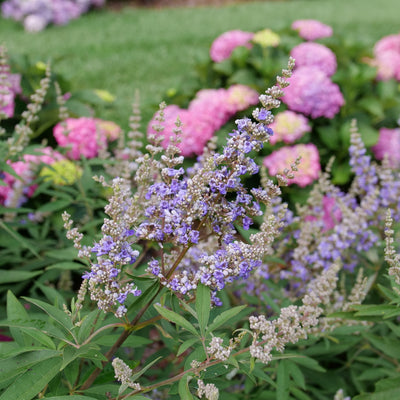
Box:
268;111;311;145
372;127;400;168
148;85;259;157
305;196;342;232
372;34;400;81
282;66;344;119
263;143;321;187
291;19;333;41
290;42;337;77
0;147;64;207
53;117;120;160
0;72;22;119
210;30;254;63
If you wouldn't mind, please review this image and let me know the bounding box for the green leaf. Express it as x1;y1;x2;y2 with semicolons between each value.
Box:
131;356;162;382
177;338;200;357
354;387;400;400
45;247;78;261
317;126;340;150
290;387;312;400
154;305;199;337
286;361;305;390
37;199;72;213
60;344;106;371
377;284;399;302
359;97;385;119
207;305;247;333
22;297;74;332
353;304;399;317
45;262;85;271
0;221;40;257
212;59;233;76
277;360;290;400
77;310;101;342
0;349;61;385
178;374;194;400
292;355;326;373
94;334;152;348
6;290;30;345
18;326;56;349
0;357;62;400
0;270;42;284
7;291;29;321
195;284;210;337
363;332;400;359
42;396;99;400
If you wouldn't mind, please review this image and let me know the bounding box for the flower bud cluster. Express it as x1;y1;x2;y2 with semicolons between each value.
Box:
112;357;141;390
206;336;232;361
249;262;340;364
197;379;219;400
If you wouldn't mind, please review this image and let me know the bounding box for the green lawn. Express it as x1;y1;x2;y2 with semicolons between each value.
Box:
1;0;399;129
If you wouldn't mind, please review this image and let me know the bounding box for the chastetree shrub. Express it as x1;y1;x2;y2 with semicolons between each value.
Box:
1;56;400;400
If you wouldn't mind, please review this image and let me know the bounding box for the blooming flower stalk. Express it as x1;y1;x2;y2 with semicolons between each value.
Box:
72;58;295;316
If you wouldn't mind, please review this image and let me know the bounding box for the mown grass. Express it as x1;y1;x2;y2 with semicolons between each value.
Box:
1;0;399;129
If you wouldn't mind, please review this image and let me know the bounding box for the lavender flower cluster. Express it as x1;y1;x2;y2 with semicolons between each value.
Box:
67;59;296;316
246;120;400;298
1;0;105;32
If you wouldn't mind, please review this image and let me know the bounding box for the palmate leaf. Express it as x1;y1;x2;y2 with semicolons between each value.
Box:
0;357;62;400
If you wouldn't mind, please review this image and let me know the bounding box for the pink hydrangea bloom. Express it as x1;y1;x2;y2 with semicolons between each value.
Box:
0;147;64;207
374;51;400;81
290;42;337;77
263;144;321;187
372;127;400;168
305;196;342;232
149;84;259;157
210;30;254;63
282;66;344;119
269;111;311;145
374;33;400;56
291;19;333;41
148;105;215;157
188;88;232;131
53;117;108;160
373;34;400;81
225;84;259;113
